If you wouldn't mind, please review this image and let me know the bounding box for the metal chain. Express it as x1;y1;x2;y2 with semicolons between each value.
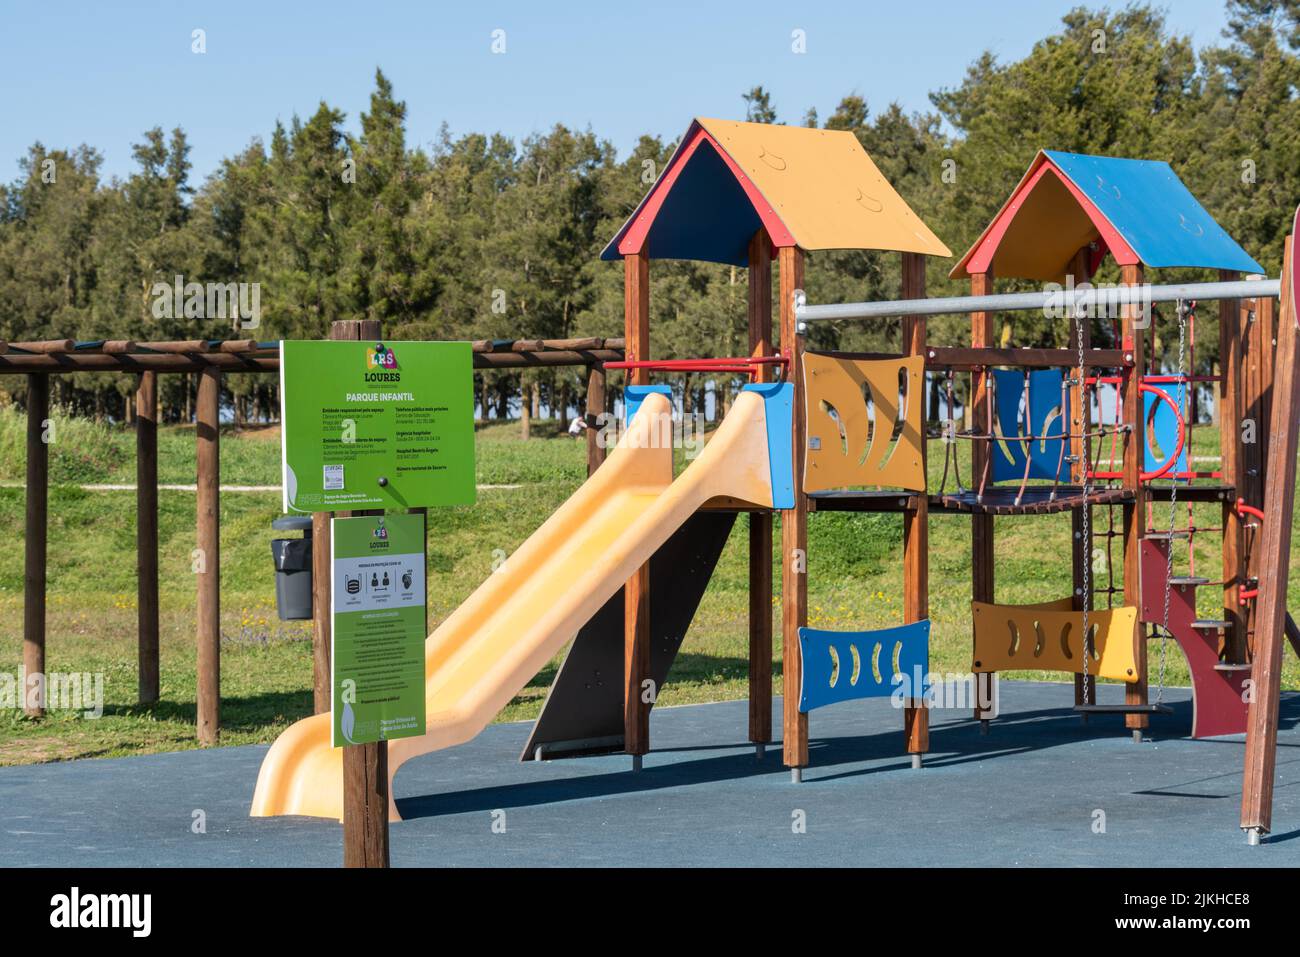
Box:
1077;311;1092;703
1155;301;1189;705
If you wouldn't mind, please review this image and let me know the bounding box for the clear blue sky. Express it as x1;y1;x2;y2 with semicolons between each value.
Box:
0;0;1235;185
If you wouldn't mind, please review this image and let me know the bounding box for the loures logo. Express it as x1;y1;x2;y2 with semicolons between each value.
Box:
365;342;400;381
372;518;388;541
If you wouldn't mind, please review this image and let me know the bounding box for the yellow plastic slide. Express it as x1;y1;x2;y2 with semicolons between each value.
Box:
251;390;777;821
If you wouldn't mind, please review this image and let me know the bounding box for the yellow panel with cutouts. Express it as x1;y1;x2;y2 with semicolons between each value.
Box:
971;601;1140;682
802;353;927;493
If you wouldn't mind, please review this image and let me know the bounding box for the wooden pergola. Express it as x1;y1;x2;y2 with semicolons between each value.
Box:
5;330;623;744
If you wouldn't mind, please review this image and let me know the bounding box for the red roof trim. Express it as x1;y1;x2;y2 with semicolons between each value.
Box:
616;124;797;257
964;158;1138;276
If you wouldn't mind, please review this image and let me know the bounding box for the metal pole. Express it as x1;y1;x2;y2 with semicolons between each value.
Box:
795;278;1280;327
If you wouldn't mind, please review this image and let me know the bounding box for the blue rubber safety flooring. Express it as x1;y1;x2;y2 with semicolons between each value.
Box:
2;681;1298;868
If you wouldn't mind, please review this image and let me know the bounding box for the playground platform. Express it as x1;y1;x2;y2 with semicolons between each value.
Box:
3;681;1299;868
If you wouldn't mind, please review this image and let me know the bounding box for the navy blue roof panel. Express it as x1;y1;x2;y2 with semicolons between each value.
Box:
600;139;763;266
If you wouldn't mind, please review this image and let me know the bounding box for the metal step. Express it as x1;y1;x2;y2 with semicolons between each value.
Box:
1168;576;1210;587
1074;703;1174;716
1213;663;1253;673
1192;619;1233;630
1145;530;1190;541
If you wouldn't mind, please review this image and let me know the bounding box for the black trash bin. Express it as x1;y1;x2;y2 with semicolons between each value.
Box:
271;515;314;621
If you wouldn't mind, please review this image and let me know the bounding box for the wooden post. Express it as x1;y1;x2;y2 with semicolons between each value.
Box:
312;511;332;714
311;319;383;714
1241;236;1296;840
901;253;929;760
23;374;49;717
585;362;606;476
343;738;390;867
747;230;773;749
1069;249;1095;708
970;272;995;721
1219;271;1246;663
1121;263;1148;731
779;245;808;772
1238;279;1267;661
136;372;160;705
196;366;221;744
623;250;651;761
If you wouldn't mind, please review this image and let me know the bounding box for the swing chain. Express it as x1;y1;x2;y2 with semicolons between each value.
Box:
1155;301;1189;705
1077;308;1092;703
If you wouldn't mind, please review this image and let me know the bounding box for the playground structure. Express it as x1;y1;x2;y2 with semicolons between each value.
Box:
250;118;1300;842
6;116;1296;846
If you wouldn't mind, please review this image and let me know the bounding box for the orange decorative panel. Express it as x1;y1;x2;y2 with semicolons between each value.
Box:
802;353;927;493
971;601;1140;682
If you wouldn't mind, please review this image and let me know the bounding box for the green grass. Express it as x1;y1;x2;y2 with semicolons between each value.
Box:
1;408;1298;765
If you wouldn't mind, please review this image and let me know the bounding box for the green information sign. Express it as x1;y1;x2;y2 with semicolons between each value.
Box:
280;340;476;513
331;512;427;748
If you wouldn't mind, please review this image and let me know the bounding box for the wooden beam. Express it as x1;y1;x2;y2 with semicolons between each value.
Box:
1241;236;1297;837
23;374;48;717
779;245;809;770
1220;272;1246;661
970;271;995;720
748;230;773;748
343;740;390;867
623;251;651;760
311;511;332;715
902;252;929;758
136;372;160;705
1121;263;1148;730
196;366;221;744
922;346;1131;369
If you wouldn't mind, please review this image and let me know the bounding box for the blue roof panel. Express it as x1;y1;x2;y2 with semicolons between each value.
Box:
1043;151;1264;274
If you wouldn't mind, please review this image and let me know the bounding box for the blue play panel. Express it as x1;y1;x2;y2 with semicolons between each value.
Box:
2;683;1299;867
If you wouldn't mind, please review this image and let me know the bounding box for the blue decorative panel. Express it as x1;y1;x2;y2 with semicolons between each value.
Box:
742;381;795;509
991;368;1071;483
798;620;931;713
1143;380;1189;476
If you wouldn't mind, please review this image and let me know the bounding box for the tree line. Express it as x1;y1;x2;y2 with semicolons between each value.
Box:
0;2;1295;426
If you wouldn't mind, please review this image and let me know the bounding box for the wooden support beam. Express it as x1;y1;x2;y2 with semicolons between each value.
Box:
1220;272;1245;661
196;366;221;744
623;251;651;760
1121;263;1148;730
312;511;332;715
343;740;390;867
901;252;929;757
23;374;49;717
779;245;809;769
969;272;995;720
136;372;160;705
922;346;1132;370
1241;235;1297;838
585;363;606;476
748;230;773;748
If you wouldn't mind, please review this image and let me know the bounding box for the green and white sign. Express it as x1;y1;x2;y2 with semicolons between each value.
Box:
331;512;427;748
280;340;476;513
